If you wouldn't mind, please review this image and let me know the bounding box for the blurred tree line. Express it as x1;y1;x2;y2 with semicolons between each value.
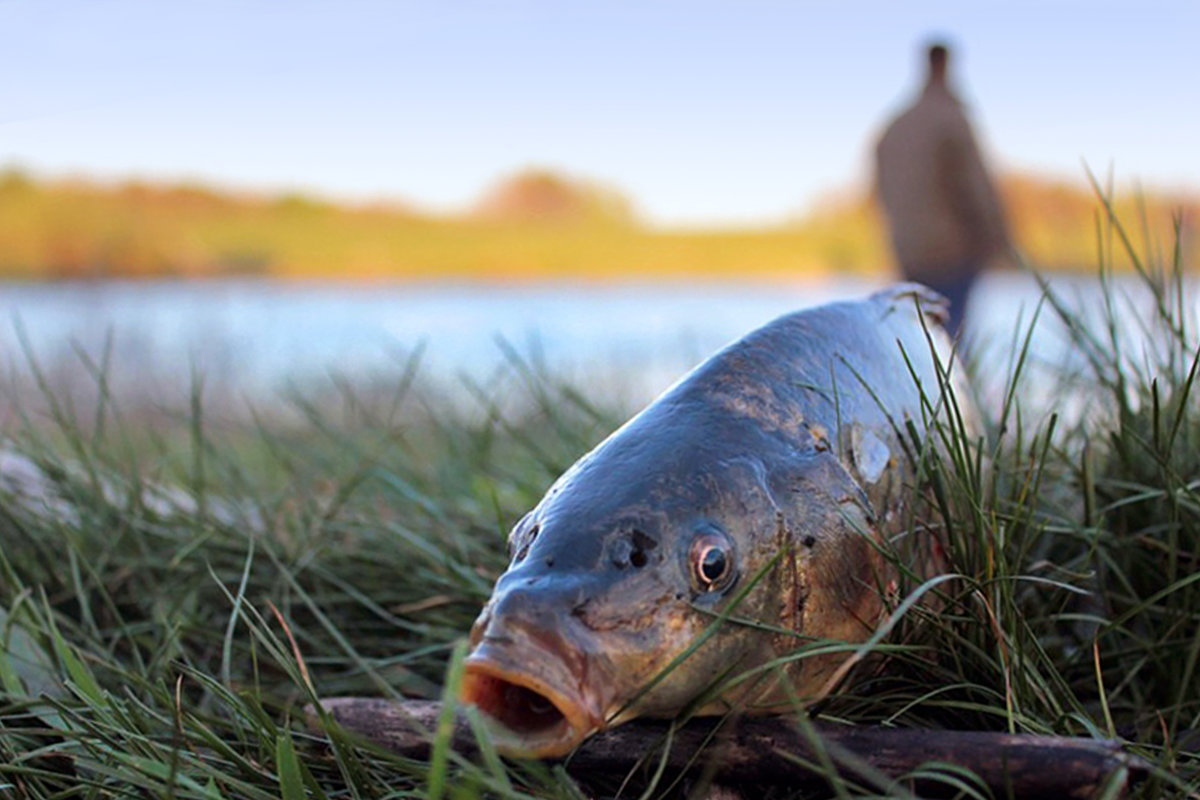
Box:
0;166;1193;282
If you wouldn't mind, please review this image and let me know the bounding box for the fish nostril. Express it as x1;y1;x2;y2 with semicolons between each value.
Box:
607;527;659;569
513;523;541;563
628;529;657;569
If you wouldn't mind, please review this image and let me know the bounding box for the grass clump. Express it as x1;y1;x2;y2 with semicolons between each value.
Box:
815;188;1200;797
1;348;621;798
1;191;1199;798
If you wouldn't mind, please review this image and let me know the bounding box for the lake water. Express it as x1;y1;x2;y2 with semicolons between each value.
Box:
0;272;1183;417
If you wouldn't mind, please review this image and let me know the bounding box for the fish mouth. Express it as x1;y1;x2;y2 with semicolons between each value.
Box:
461;643;604;758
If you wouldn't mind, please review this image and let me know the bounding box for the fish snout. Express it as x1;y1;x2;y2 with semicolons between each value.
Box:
461;582;609;758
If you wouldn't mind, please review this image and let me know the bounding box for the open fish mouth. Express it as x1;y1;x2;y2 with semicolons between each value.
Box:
461;648;604;758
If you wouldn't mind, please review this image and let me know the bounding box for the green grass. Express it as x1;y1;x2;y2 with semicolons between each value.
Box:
1;192;1199;798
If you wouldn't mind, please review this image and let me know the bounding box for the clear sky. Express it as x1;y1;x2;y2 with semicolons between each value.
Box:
2;1;1197;226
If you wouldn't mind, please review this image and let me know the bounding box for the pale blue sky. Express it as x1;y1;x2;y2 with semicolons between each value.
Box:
1;1;1196;225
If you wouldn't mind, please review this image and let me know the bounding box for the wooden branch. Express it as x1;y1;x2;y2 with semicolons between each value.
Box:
311;697;1149;799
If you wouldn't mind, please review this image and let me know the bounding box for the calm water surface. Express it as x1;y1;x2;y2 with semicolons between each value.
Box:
0;272;1177;414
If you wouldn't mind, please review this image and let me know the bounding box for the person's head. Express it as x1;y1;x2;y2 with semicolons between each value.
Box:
926;41;950;84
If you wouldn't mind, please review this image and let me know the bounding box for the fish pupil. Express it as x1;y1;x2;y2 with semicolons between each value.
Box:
527;695;553;715
700;547;727;584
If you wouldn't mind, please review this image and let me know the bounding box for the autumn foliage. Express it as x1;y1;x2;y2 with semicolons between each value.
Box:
0;166;1194;282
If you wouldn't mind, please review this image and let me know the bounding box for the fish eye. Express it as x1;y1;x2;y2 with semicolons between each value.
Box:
689;531;736;592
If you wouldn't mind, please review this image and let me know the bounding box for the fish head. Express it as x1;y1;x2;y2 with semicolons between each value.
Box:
461;410;803;758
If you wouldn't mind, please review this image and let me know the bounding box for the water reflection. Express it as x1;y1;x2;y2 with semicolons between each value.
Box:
0;273;1188;421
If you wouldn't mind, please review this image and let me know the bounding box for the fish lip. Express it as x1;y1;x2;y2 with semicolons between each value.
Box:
461;644;605;759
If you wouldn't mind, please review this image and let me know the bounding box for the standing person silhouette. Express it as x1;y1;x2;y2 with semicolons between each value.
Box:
874;42;1011;337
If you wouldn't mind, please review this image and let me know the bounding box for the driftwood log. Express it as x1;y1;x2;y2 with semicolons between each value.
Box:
311;697;1148;799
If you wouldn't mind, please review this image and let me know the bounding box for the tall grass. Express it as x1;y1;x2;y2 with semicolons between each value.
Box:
1;194;1198;798
810;189;1200;797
